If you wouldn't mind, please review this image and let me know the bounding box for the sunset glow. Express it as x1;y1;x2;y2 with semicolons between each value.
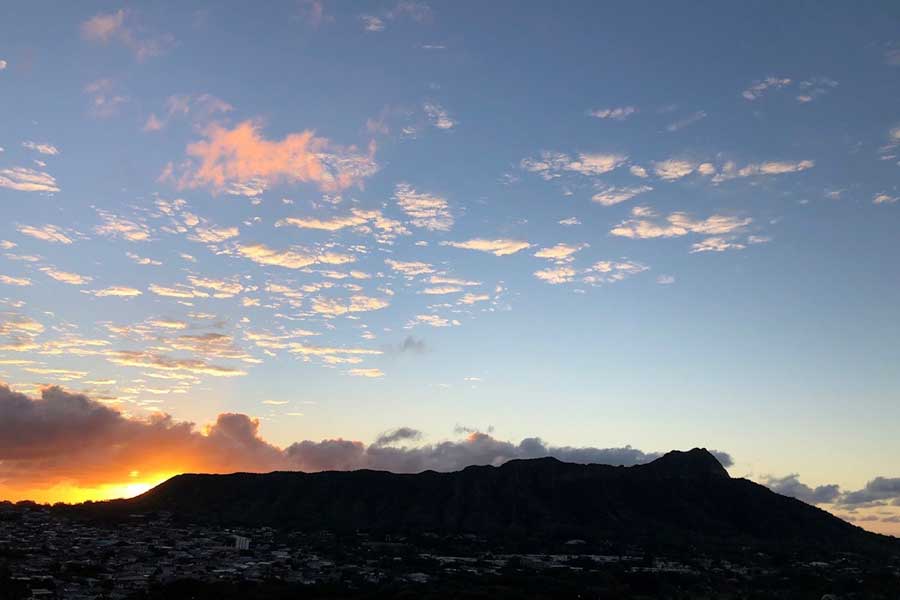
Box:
1;1;899;541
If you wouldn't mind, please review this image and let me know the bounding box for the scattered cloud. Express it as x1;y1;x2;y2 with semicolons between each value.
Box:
0;168;59;193
592;185;653;206
763;474;841;505
385;336;428;355
424;103;456;130
710;159;815;183
173;120;378;196
742;76;792;101
360;15;386;31
22;141;59;156
653;159;696;180
533;243;587;262
411;314;459;328
17;224;72;244
83;79;129;118
237;243;353;270
278;208;409;242
588;106;637;120
533;266;576;284
359;1;433;32
838;477;900;507
143;94;233;133
374;427;422;446
188;225;239;244
583;260;648;285
90;286;143;297
81;9;174;60
385;258;434;277
886;48;900;66
311;295;390;316
0;275;32;287
796;77;838;103
394;183;453;231
666;110;706;132
630;165;649;178
107;350;247;378
443;238;531;256
348;367;384;378
611;208;751;240
521;151;627;180
690;237;747;253
41;267;92;285
95;211;151;242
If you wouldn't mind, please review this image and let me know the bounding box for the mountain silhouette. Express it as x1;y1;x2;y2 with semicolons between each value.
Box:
109;448;893;553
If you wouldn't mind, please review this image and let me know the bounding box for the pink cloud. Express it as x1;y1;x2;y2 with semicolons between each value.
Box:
172;120;377;195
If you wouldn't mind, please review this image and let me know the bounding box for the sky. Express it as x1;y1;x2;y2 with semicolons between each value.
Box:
0;1;899;535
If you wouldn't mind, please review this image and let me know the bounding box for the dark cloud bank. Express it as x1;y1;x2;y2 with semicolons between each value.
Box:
763;473;900;519
0;384;738;495
6;384;897;517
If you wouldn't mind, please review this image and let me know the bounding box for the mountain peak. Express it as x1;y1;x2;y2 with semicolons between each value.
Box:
648;448;730;478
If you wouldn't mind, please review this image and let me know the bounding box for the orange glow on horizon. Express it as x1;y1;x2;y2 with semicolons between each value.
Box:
3;471;180;505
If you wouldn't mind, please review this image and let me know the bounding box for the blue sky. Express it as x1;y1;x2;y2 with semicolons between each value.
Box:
1;2;899;532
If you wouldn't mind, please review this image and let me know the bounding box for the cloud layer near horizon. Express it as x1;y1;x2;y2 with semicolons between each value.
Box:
0;384;732;498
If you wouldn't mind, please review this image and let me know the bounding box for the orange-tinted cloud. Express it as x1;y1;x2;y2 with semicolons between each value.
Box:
173;120;377;195
0;384;733;505
0;385;284;498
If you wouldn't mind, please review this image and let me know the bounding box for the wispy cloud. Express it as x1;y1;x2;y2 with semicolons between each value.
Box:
394;183;453;230
237;243;354;270
443;238;531;256
83;79;129;118
107;350;247;377
533;266;576;284
89;286;143;297
94;211;150;242
583;260;648;285
521;151;627;179
690;237;747;253
81;9;174;60
533;243;587;262
710;159;814;182
592;185;653;206
0;168;59;193
360;15;386;31
666;110;706;132
652;159;696;180
386;259;434;277
348;367;384;378
0;275;32;287
41;267;92;285
742;76;792;101
277;208;408;242
611;208;751;240
22;141;59;156
143;93;233;133
17;224;73;244
424;102;456;130
311;295;390;316
795;77;838;103
588;106;637;120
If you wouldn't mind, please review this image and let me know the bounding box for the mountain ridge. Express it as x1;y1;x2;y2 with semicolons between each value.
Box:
87;448;895;555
